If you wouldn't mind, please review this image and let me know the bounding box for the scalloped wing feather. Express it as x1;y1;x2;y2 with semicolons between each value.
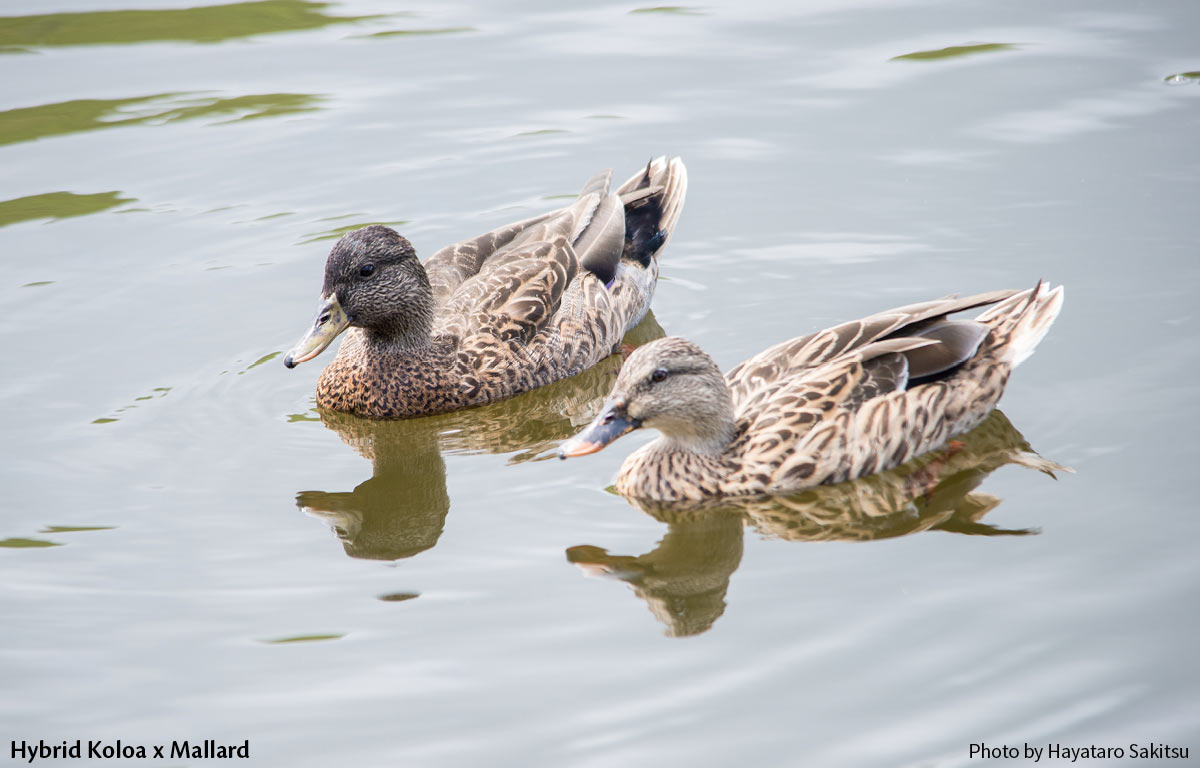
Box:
424;171;606;309
437;236;578;344
728;338;936;488
429;160;685;410
725;290;1019;410
423;210;558;306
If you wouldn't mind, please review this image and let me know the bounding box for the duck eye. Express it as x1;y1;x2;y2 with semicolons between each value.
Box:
650;368;669;384
359;264;376;277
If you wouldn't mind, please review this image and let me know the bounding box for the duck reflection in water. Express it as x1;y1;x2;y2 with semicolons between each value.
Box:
567;410;1067;637
295;314;667;561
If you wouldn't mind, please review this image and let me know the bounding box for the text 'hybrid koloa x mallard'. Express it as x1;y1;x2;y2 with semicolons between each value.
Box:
559;283;1064;501
284;157;687;419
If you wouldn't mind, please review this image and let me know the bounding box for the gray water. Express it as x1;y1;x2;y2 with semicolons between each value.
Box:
2;1;1198;766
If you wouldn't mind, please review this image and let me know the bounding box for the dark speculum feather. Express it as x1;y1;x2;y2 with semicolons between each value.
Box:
903;319;990;386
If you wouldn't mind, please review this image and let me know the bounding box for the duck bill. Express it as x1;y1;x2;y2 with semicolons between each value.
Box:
558;400;640;459
283;294;351;368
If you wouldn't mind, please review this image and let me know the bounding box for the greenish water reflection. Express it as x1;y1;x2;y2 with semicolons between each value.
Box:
299;219;410;244
0;526;114;548
567;411;1064;637
0;191;134;228
262;633;344;644
0;538;62;548
359;27;475;39
569;511;743;637
296;314;666;562
892;43;1017;62
0;93;322;146
1165;71;1200;85
0;0;378;48
91;387;172;426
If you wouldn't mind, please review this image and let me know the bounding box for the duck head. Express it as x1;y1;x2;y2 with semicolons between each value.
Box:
559;337;736;459
285;225;434;368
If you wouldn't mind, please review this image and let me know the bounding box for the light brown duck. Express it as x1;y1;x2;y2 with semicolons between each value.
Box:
559;283;1064;501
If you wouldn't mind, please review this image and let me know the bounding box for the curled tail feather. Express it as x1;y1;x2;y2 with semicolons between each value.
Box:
616;156;688;266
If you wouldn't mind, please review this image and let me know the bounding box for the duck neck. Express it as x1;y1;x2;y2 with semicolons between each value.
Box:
654;404;736;458
363;323;433;357
658;425;734;458
362;288;435;356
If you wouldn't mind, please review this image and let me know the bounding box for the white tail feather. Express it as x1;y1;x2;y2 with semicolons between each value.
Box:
983;282;1065;367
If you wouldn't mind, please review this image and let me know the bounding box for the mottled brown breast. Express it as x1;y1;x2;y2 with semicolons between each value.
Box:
315;339;464;420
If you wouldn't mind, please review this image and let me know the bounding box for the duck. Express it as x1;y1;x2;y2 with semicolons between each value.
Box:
283;157;687;419
558;282;1064;501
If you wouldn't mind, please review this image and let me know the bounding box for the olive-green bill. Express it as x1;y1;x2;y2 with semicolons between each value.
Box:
284;294;350;368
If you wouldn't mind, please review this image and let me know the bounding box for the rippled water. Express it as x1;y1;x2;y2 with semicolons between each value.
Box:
3;1;1198;765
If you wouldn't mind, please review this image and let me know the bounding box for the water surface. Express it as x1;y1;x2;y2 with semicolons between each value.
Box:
2;0;1198;765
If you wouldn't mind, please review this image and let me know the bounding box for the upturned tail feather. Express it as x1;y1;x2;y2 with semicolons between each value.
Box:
977;281;1065;367
615;156;688;267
